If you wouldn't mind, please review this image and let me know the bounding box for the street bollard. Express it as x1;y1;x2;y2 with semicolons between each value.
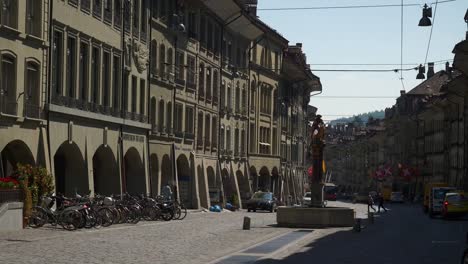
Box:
353;218;361;232
243;216;251;230
368;212;374;224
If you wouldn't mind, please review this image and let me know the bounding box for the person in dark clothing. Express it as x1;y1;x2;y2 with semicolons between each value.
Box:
367;194;376;212
377;193;388;212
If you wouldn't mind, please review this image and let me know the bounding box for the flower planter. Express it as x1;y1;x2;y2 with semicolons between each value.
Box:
0;188;23;204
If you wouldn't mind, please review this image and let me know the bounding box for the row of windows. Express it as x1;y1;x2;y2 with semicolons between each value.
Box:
67;0;148;41
0;53;41;118
220;127;246;155
1;0;42;37
52;29;146;118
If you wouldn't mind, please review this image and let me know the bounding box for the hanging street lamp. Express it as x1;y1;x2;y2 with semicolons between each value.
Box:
418;4;432;27
416;64;426;79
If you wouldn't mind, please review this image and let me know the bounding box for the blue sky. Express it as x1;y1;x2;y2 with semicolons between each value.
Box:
256;0;467;121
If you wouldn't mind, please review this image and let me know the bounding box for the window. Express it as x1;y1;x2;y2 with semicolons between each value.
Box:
200;15;206;46
25;62;40;106
241;130;245;154
220;82;225;107
213;70;218;103
175;51;184;83
187;55;195;88
114;0;122;29
227;86;232;110
241;89;246;113
102;51;110;107
185;107;194;134
214;26;220;55
158;100;164;132
274;51;279;72
104;0;112;23
141;0;147;34
131;76;137;113
93;0;102;18
188;12;196;39
1;0;17;28
123;0;130;33
26;0;41;37
91;46;100;104
236;46;241;66
226;127;231;151
212;117;217;147
151;0;157;19
132;0;139;35
140;79;145;115
206;68;211;100
234;129;239;155
205;115;210;146
207;21;213;51
123;72;129;110
79;42;89;101
66;36;77;98
167;48;173;80
1;54;16;114
227;42;232;64
220;126;225;150
52;31;63;96
166;102;172;132
249;123;255;152
81;0;91;12
150;40;157;76
198;63;204;98
197;112;203;143
150;97;156;128
174;103;183;133
159;44;165;78
112;55;121;109
235;84;240;113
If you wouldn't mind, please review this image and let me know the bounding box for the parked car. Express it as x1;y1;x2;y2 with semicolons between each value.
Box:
429;187;456;217
247;192;277;213
352;192;369;204
390;192;404;203
325;192;337;201
303;192;311;207
442;191;468;218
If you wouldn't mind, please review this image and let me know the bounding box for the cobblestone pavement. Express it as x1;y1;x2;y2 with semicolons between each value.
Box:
0;210;290;264
0;202;374;264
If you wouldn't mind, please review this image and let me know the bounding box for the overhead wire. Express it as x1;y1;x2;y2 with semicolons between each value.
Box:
256;0;455;11
424;0;439;66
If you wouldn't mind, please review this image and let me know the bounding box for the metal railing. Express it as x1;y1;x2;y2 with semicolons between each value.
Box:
24;102;44;119
0;95;18;116
81;0;91;12
174;130;184;138
185;132;195;140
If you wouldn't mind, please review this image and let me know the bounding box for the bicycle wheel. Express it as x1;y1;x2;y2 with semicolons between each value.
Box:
178;204;187;220
29;206;48;228
160;208;174;221
172;207;181;220
59;210;83;231
98;207;114;227
127;206;141;224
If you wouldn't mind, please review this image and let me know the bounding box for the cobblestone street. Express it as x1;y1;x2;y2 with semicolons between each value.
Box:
0;202;376;264
0;210;288;264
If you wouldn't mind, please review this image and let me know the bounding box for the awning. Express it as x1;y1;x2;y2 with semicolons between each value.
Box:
201;0;263;40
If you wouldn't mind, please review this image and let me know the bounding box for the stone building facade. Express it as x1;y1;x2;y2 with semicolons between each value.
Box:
0;0;322;209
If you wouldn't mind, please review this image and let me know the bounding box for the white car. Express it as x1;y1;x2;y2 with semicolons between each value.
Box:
390;192;404;203
303;192;311;207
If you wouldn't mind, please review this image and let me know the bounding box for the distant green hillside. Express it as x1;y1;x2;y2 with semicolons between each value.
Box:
328;110;385;126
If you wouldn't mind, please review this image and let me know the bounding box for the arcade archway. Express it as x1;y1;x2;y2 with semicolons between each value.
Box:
92;145;120;195
54;142;88;196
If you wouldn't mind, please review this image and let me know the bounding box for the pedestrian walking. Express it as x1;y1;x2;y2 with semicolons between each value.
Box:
367;194;376;212
161;182;173;201
377;193;388;212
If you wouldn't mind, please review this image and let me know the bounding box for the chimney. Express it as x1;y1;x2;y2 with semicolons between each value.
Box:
446;61;452;79
400;90;406;96
240;0;258;17
427;62;435;79
296;43;302;48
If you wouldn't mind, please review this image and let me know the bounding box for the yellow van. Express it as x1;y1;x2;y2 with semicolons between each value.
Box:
423;182;448;213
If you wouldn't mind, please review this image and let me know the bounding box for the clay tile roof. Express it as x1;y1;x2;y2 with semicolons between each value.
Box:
407;70;451;95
